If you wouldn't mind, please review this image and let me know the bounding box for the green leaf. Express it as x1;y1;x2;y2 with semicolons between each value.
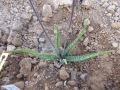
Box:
65;50;113;62
55;25;60;54
64;21;88;56
11;49;59;60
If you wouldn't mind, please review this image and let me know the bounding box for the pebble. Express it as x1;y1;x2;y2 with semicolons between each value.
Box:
82;0;92;9
12;36;23;46
73;87;79;90
80;73;87;81
14;81;25;90
7;31;16;43
107;5;116;14
21;12;32;20
55;81;63;87
39;38;46;43
112;42;118;48
71;71;77;80
42;17;51;22
102;2;109;8
45;83;49;90
59;69;70;80
106;13;112;17
2;77;10;84
83;37;89;46
84;18;90;25
42;5;53;17
16;73;23;79
88;26;94;32
7;45;16;51
12;21;23;31
114;17;119;21
31;59;39;64
111;22;120;29
67;80;76;86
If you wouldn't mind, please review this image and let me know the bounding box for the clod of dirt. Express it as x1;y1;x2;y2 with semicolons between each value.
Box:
42;4;53;17
67;80;76;86
7;45;16;51
88;26;94;32
14;81;25;90
59;69;70;80
107;5;116;14
84;18;90;25
55;81;63;87
111;22;120;29
19;58;32;77
12;35;23;46
83;37;89;46
37;61;47;68
12;21;23;31
2;34;8;43
71;71;77;80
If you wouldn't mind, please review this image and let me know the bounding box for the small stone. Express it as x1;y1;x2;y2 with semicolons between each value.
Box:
59;69;70;80
112;42;118;47
16;73;23;79
100;24;104;28
7;45;16;51
67;80;76;86
106;13;112;17
12;21;23;31
71;71;77;80
107;5;116;14
73;87;79;90
115;12;119;16
26;6;32;13
12;36;23;46
102;2;109;8
14;81;24;90
33;16;37;21
55;81;63;87
42;5;53;17
88;26;94;32
114;17;119;21
45;83;49;90
38;61;47;68
84;18;90;25
39;38;45;43
34;73;38;77
80;73;87;81
2;77;10;84
21;12;32;20
111;22;120;29
83;37;89;46
36;30;43;35
42;17;51;22
82;0;93;9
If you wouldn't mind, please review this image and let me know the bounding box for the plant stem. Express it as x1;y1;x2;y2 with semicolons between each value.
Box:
29;0;58;54
62;0;75;58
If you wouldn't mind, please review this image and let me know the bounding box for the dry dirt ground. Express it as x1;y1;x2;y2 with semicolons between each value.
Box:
0;0;120;90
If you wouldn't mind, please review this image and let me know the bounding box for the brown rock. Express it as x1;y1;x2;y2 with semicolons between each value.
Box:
59;69;69;80
12;35;23;46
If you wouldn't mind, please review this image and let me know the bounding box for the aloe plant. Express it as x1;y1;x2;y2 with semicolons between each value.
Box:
6;0;113;64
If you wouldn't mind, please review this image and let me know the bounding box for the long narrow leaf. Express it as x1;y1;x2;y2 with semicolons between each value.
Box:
65;50;113;62
10;49;59;60
55;25;60;55
64;21;88;56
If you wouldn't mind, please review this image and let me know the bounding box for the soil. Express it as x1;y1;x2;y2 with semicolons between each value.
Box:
0;0;120;90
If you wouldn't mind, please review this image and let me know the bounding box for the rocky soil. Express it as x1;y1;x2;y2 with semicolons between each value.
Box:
0;0;120;90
